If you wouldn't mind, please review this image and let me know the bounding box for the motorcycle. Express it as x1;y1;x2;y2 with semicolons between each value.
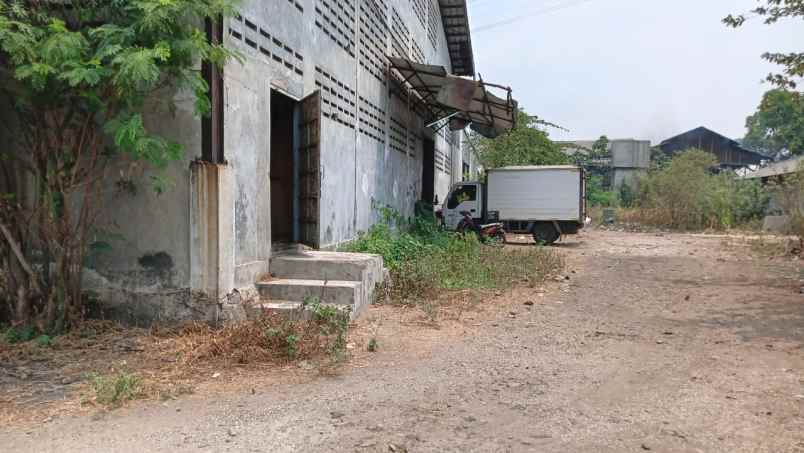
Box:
456;211;506;244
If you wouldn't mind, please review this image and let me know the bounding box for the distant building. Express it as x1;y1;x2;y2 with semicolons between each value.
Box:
744;155;804;233
659;127;767;170
744;155;804;181
560;139;651;188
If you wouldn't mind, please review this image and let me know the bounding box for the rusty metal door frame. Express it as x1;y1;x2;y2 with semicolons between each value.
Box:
202;17;225;164
298;91;321;249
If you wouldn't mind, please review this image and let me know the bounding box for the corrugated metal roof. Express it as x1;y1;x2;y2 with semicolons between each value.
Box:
660;126;769;162
438;0;475;76
744;155;804;179
388;57;516;138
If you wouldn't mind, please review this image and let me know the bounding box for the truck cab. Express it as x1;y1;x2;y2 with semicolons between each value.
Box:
441;182;484;231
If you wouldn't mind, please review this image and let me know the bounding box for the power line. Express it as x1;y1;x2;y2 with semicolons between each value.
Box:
472;0;598;33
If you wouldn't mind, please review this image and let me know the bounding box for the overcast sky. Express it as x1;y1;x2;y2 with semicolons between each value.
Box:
467;0;803;144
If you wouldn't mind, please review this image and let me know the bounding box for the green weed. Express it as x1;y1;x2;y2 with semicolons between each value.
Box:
305;296;350;357
4;325;37;344
90;371;143;407
34;334;53;347
346;210;564;312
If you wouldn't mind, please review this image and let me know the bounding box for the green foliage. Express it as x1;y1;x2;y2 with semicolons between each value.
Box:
367;337;378;352
90;371;143;407
724;1;803;90
3;324;36;343
34;334;53;347
592;135;610;157
618;183;636;208
744;89;804;156
470;109;569;169
304;296;350;357
261;297;351;361
347;211;564;311
767;162;804;240
627;149;770;230
0;0;238;172
587;175;616;207
264;322;301;359
0;0;240;332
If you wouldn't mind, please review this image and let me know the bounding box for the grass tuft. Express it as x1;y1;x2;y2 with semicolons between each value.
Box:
89;371;142;407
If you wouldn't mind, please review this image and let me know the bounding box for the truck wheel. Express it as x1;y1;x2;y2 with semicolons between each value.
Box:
532;222;560;245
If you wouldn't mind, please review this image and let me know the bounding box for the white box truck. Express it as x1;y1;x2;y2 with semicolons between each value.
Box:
439;166;587;244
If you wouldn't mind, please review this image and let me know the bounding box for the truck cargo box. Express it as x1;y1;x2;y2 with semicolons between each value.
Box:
486;166;584;222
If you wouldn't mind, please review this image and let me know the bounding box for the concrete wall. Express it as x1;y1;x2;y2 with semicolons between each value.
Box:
223;56;272;290
611;140;651;169
224;0;460;248
85;84;210;325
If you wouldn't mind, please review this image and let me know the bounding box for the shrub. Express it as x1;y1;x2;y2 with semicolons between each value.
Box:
90;371;143;407
587;175;616;207
768;163;804;243
618;183;637;208
625;149;769;230
3;325;37;344
34;334;53;347
347;212;564;308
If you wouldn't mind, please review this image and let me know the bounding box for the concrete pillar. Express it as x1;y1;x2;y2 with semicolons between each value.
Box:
189;162;235;302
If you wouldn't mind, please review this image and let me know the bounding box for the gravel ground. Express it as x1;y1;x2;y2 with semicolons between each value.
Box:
1;229;803;453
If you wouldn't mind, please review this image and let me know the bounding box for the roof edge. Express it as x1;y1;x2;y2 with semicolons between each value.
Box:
438;0;475;77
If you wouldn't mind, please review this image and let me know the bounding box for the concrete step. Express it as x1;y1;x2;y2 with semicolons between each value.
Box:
257;279;361;308
250;301;350;321
270;251;382;282
262;251;384;319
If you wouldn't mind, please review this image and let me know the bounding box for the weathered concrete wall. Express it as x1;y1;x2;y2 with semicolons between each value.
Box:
611;140;651;169
223;56;272;289
85;85;208;325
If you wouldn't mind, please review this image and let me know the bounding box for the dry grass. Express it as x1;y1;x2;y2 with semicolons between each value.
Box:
748;235;803;257
0;309;353;423
162;311;347;368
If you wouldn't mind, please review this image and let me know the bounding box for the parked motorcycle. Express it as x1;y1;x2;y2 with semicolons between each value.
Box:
456;211;506;244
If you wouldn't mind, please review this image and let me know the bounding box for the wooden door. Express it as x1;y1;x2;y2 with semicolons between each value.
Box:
298;91;321;248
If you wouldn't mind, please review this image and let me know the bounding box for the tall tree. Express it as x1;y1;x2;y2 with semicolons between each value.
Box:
724;0;803;90
591;135;610;159
470;110;568;170
0;1;239;332
744;89;804;156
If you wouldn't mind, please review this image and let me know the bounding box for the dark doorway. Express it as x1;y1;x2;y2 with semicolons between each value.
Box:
422;138;435;204
270;91;297;244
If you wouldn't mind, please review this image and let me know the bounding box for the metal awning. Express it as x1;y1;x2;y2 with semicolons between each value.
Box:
388;57;517;139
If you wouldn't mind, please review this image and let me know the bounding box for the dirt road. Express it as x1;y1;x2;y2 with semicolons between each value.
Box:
2;230;803;452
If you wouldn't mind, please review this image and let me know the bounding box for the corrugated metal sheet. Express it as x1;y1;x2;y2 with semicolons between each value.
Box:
744;156;804;179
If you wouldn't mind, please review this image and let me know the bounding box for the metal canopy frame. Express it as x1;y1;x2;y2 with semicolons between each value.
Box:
387;57;517;139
